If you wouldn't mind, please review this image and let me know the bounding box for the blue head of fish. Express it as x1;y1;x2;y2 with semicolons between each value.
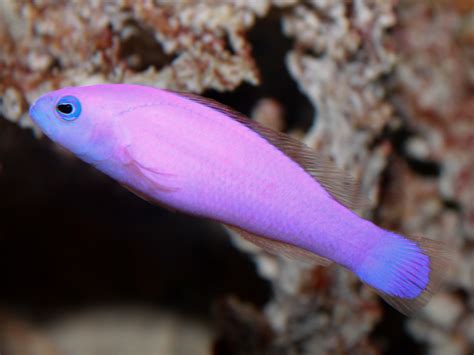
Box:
29;88;97;157
29;86;128;163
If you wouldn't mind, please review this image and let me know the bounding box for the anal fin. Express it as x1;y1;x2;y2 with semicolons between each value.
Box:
227;225;332;266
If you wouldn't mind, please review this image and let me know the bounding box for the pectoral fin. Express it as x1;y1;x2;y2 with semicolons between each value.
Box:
120;144;179;193
117;145;179;210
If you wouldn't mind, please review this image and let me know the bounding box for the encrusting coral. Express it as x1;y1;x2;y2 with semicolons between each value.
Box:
386;2;474;354
0;0;263;131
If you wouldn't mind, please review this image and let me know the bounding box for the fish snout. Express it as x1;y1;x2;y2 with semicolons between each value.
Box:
28;95;58;137
29;102;38;121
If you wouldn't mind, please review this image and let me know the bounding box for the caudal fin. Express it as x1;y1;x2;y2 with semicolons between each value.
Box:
355;233;451;316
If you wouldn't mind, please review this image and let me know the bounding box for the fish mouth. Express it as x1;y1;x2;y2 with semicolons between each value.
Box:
28;98;57;138
28;101;44;129
29;102;39;121
29;94;55;118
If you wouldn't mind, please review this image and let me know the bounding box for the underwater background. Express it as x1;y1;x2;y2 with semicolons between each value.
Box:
0;1;473;354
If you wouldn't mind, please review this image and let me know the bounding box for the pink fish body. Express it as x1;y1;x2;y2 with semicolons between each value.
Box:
29;84;448;315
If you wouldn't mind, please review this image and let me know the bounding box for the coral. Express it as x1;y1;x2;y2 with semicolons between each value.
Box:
0;0;264;130
283;0;398;206
384;1;474;353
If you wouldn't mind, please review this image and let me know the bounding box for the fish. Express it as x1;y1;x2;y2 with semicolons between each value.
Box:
29;84;449;315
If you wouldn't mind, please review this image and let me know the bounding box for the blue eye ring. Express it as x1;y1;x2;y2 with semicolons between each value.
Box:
55;96;81;121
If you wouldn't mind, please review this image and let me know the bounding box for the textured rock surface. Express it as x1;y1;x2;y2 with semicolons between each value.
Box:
0;0;263;131
0;0;472;354
386;2;474;354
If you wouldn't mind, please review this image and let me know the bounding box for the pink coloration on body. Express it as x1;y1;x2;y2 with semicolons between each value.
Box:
29;84;449;315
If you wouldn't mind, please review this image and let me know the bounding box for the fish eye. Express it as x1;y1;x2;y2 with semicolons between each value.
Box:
55;96;81;121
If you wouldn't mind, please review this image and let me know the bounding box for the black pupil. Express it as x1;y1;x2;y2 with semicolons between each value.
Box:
57;103;73;114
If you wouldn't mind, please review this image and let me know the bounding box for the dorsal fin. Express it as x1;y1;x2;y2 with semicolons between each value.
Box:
227;225;332;266
174;91;370;210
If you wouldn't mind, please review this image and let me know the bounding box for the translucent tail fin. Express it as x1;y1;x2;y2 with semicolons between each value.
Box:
356;233;451;316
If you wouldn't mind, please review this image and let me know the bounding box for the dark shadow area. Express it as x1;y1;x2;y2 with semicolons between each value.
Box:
204;8;315;133
0;118;271;320
370;123;441;179
389;126;441;177
371;303;426;355
118;20;177;71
